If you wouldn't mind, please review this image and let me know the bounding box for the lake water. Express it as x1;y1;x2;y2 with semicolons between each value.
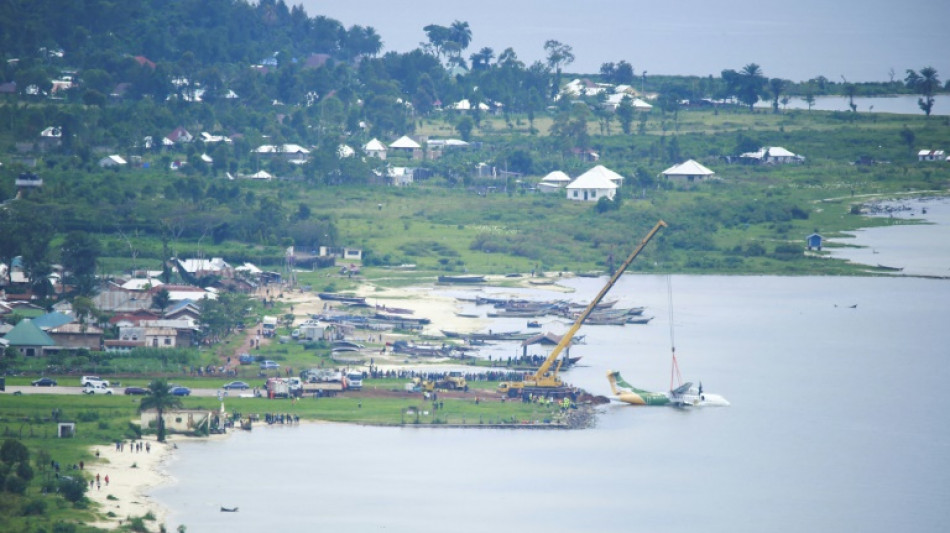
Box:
299;0;950;82
154;271;950;532
755;94;950;116
826;196;950;278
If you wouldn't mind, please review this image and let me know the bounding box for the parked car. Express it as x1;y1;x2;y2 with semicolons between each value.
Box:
123;386;150;396
260;360;280;370
32;377;58;387
238;353;254;365
222;381;250;390
169;386;191;396
83;383;114;395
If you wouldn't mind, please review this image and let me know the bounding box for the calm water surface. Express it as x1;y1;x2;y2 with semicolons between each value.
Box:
154;274;950;532
827;196;950;277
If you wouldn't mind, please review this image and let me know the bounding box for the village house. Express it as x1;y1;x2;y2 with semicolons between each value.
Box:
538;170;572;193
565;169;618;202
2;319;55;357
917;149;946;162
251;143;310;164
47;322;103;351
662;159;716;187
740;146;805;164
174;258;233;282
386;166;415;186
140;408;215;434
389;136;423;160
363;138;387;159
164;127;194;145
98;154;127;168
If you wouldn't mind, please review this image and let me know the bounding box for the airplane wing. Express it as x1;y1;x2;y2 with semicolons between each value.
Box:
671;382;693;396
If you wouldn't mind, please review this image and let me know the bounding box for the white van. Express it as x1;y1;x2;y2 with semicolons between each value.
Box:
81;376;110;387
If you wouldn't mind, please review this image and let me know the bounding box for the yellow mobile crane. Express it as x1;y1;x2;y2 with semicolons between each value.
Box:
497;220;667;398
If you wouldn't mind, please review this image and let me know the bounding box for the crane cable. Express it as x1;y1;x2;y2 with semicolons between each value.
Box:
668;275;683;391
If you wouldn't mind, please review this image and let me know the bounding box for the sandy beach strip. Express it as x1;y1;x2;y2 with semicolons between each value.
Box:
84;436;176;530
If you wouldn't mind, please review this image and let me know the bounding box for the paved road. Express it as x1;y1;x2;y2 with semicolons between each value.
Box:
1;385;224;398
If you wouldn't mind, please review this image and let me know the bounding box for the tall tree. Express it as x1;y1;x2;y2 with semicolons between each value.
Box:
737;64;766;110
139;379;183;443
616;97;635;134
449;20;472;58
60;231;102;297
768;78;787;113
470;47;494;71
905;67;940;116
544;40;575;98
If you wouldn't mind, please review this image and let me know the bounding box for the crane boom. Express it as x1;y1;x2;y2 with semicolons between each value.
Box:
530;220;667;381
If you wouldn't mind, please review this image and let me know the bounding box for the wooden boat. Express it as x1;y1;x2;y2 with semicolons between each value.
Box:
626;316;654;325
375;304;414;315
438;274;486;283
374;313;431;325
441;330;535;341
318;292;367;305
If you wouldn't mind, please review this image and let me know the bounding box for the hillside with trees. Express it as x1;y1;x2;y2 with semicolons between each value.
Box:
0;0;947;301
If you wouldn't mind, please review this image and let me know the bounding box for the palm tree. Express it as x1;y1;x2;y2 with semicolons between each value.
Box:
905;67;940;116
449;20;472;53
737;63;766;111
470;47;494;70
139;379;183;443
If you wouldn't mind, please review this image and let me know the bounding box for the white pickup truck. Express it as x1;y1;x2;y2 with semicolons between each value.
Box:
83;382;114;395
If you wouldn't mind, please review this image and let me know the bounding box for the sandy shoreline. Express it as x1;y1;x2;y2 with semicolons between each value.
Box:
86;433;230;531
84;436;176;530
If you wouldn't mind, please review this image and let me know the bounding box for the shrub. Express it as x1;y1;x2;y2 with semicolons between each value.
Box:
57;476;87;503
20;497;46;516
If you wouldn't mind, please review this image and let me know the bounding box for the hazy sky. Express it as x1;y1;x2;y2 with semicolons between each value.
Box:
300;0;949;82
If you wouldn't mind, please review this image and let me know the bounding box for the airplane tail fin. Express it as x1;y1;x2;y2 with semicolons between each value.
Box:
606;370;622;396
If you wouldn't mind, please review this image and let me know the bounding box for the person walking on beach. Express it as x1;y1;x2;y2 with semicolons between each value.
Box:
105;475;109;486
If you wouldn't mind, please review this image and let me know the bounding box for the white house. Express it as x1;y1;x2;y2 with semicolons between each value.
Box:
245;170;273;180
337;144;355;158
662;159;716;186
565;171;618;202
252;144;310;164
538;170;572;193
98;155;127;167
364;138;387;159
740;146;804;164
917;149;946;162
577;165;624;187
604;94;654;111
387;166;414;186
447;99;490;111
389;136;422;159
